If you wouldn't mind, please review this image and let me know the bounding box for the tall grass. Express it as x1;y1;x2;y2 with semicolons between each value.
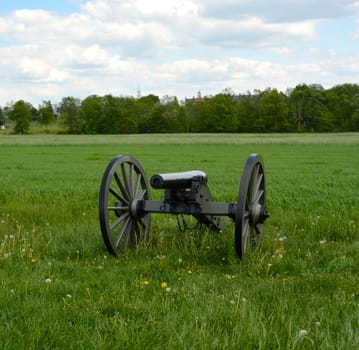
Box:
0;134;358;349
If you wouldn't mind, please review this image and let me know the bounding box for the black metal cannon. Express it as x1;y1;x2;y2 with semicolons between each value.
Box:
99;154;269;259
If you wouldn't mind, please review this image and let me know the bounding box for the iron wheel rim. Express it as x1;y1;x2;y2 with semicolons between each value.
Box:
99;155;151;256
235;154;267;259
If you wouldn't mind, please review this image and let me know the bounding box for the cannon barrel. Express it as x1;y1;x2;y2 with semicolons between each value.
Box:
150;170;207;189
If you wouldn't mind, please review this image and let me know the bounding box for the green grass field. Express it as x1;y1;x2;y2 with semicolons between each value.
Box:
0;133;358;349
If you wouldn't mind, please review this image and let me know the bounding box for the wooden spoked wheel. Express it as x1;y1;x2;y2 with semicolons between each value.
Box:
99;155;151;256
235;154;269;259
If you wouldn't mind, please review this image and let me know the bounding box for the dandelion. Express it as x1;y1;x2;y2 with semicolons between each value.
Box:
156;255;166;260
225;274;236;280
31;258;36;263
161;282;168;288
230;300;235;305
187;269;192;275
298;329;308;337
165;287;171;293
45;278;52;284
142;280;150;286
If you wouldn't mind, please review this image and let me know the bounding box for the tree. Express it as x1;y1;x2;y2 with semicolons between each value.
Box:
162;98;184;133
28;103;38;122
328;84;359;131
59;96;82;134
137;95;160;133
8;100;32;134
38;100;55;126
351;93;359;131
206;93;237;132
185;98;209;132
288;84;330;131
234;95;259;132
144;103;167;133
0;106;4;128
81;95;103;134
117;97;138;134
258;89;289;131
102;95;121;134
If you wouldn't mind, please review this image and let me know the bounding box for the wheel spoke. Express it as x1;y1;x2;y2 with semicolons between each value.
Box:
134;173;142;198
245;191;251;210
110;212;129;231
137;188;147;200
123;221;132;249
132;221;140;244
115;216;131;246
253;189;264;206
121;163;132;199
251;164;260;203
138;217;145;229
246;178;254;205
109;187;128;204
114;171;130;201
129;163;135;198
252;172;263;203
108;205;128;211
242;218;250;251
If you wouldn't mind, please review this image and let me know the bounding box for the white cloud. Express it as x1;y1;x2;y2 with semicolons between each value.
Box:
0;0;358;105
133;0;199;17
200;0;358;21
18;57;71;82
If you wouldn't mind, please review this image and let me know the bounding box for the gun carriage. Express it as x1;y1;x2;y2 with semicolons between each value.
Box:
99;154;269;259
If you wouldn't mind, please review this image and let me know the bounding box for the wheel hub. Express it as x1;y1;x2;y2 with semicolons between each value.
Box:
250;203;269;224
129;199;139;219
129;199;146;219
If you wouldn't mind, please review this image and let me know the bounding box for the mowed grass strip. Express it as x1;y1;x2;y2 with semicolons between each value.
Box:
0;134;358;349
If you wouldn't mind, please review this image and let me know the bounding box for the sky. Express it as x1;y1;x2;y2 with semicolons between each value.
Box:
0;0;359;106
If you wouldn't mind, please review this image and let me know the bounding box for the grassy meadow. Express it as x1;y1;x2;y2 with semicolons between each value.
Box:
0;133;358;349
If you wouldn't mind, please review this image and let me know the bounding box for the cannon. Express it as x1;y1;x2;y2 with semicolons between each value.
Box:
99;154;269;259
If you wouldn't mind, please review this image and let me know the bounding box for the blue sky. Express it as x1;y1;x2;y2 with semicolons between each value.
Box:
0;0;83;14
0;0;358;106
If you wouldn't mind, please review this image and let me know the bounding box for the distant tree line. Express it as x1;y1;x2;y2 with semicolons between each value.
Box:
1;83;359;134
